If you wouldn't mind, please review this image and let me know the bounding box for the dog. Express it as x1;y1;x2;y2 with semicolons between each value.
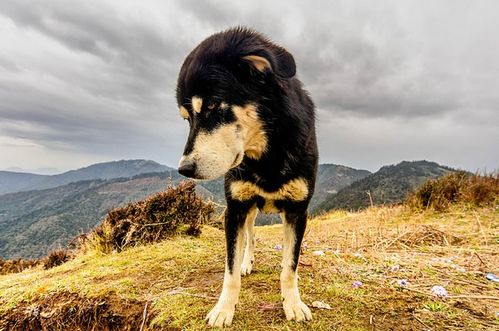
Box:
176;27;318;327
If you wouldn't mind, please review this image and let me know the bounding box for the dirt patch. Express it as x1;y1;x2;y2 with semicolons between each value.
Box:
0;292;154;331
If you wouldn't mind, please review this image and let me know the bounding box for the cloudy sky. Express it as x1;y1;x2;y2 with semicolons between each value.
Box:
0;0;497;174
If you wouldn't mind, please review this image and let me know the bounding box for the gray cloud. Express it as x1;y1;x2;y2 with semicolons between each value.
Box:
0;0;497;172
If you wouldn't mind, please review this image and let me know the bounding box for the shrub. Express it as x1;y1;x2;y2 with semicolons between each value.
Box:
0;257;39;275
43;250;74;269
85;180;214;253
406;171;499;211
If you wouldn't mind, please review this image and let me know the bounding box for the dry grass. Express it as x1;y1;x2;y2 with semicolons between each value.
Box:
1;203;497;330
407;171;499;211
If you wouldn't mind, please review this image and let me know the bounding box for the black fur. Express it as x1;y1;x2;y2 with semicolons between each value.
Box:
176;27;318;274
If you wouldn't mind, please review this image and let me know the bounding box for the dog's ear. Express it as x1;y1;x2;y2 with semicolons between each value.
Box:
242;46;296;79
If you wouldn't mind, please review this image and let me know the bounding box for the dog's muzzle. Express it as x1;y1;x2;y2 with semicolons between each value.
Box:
178;157;197;178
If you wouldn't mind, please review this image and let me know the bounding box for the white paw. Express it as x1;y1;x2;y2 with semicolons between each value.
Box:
206;303;236;327
283;300;312;322
240;260;253;276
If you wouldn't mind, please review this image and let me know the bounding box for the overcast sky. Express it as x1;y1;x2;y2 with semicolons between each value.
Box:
0;0;497;174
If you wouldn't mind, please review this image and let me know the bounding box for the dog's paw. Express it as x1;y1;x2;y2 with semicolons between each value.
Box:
206;304;236;327
283;300;312;322
240;260;253;276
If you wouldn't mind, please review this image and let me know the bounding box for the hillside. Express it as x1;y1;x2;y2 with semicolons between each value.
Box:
0;205;497;330
0;159;172;195
0;172;183;259
311;164;371;209
314;161;454;213
0;172;46;195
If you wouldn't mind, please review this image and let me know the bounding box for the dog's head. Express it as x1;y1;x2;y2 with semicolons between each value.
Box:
175;27;296;180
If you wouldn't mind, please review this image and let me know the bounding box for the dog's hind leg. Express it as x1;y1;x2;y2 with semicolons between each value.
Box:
279;209;312;322
241;206;258;276
206;203;249;327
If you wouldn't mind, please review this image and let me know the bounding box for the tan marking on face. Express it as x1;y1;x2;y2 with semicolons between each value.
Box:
179;106;189;119
192;96;203;113
180;103;265;179
233;104;267;160
183;122;243;179
230;178;309;202
242;55;271;73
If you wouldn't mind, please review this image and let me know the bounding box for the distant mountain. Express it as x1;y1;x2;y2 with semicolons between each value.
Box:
0;172;46;195
311;164;371;210
314;161;454;213
0;160;173;195
5;167;59;175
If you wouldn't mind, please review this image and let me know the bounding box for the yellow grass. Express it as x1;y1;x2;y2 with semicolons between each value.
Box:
1;205;498;330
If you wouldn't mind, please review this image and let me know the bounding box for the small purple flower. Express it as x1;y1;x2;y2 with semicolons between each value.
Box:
431;285;448;298
274;244;282;251
397;279;408;288
352;280;363;288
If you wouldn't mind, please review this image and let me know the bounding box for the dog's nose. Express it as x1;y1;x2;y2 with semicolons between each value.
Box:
178;161;197;178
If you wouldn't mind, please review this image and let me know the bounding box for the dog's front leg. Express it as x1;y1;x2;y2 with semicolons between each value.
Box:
280;209;312;322
241;206;257;276
206;203;248;327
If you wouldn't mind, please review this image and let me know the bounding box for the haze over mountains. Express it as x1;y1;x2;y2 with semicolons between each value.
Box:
0;159;454;259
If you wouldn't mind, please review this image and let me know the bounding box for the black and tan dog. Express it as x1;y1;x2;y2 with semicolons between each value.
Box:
176;27;318;327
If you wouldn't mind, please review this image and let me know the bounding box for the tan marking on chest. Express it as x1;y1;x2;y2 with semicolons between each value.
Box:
230;178;309;202
261;200;280;213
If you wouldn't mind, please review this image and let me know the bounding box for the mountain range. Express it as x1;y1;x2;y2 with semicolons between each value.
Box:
0;159;452;259
0;159;172;195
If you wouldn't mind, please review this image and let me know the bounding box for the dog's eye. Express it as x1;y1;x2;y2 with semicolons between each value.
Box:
206;101;218;110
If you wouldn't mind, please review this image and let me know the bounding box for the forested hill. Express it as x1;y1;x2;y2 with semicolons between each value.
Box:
313;161;454;213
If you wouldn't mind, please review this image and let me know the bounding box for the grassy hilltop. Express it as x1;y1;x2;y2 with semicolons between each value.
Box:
1;203;498;330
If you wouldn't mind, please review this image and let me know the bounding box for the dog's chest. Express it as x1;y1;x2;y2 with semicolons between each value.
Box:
229;178;308;213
